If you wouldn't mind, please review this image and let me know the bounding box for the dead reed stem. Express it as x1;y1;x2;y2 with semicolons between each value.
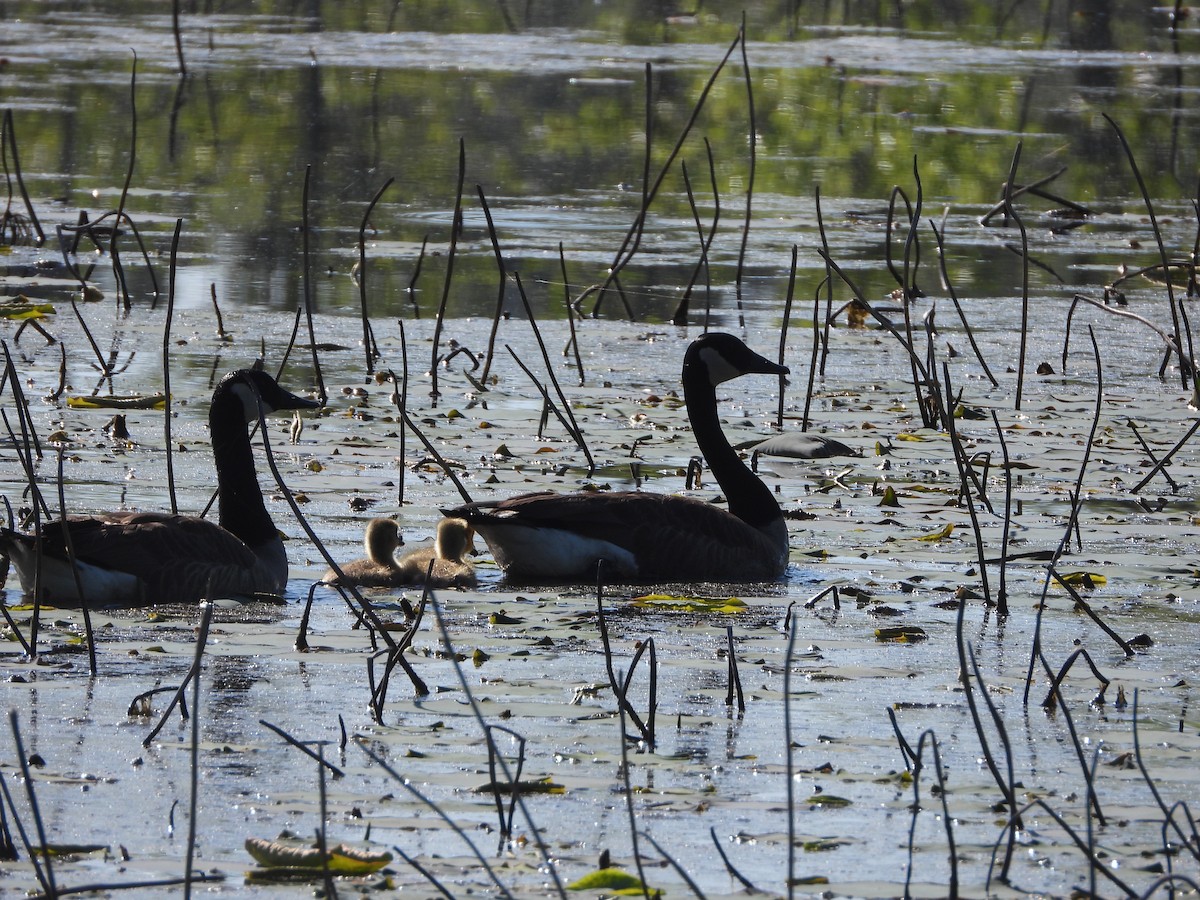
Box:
941;364;992;608
8;711;55;895
776;245;797;431
930;219;998;386
259;719;345;778
732;13;754;329
253;398;400;654
707;824;758;893
615;696;651;900
477;183;508;384
594;589;654;747
1000;141;1031;411
426;595;566;896
782;607;800;900
385;367;472;504
1105;113;1196;389
1132;690;1200;862
430;139;466;404
558;243;586;384
902;729;957;899
954;593;1016;826
53;449;96;675
2;109;45;244
1039;645;1111;710
355;739;517;899
300;165;327;405
357;177;394;376
512;271;594;472
724;625;744;712
163;219;181;514
989;411;1014;615
395;330;409;505
183;600;214;900
1047;567;1134;657
590;26;743;315
111;52;140;310
171;0;186;76
639;830;706;898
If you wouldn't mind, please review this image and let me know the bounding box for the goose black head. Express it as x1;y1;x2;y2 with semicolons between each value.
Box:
685;332;789;387
217;368;323;424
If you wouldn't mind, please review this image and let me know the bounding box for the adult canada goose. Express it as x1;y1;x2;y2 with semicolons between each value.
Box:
445;333;790;581
323;517;477;589
0;368;321;606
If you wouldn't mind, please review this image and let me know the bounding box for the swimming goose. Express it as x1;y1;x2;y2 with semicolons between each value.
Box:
0;368;321;606
323;517;477;589
445;333;790;582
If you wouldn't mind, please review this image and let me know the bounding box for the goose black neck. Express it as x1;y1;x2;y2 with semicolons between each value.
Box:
684;369;782;528
210;388;275;547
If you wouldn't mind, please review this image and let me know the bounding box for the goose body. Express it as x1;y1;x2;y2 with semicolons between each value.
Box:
324;517;477;589
446;333;790;582
0;368;320;606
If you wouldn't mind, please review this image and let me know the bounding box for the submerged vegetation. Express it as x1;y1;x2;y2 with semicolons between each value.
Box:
2;1;1200;897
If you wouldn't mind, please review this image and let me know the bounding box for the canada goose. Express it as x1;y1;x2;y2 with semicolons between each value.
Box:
324;517;477;590
445;333;790;581
0;368;321;606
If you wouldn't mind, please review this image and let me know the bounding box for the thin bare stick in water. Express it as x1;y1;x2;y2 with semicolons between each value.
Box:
930;219;998;386
385;367;473;503
1128;421;1180;492
111;52;140;310
2;109;44;244
590;27;743;313
1039;646;1112;710
639;831;705;898
504;343;594;476
396;329;409;506
941;364;992;608
724;625;744;712
559;243;585;384
356;739;517;899
9;712;55;895
783;605;800;899
1001;142;1031;410
777;245;797;430
430;139;466;404
1105;113;1196;389
616;695;652;900
1048;568;1134;657
253;398;400;653
477;183;508;384
53;449;96;675
299;165;327;405
511;272;593;472
210;283;228;340
426;595;567;898
732;12;754;328
171;0;187;76
259;720;345;779
708;825;759;893
357;177;393;376
164;219;182;514
1131;416;1200;493
183;601;214;900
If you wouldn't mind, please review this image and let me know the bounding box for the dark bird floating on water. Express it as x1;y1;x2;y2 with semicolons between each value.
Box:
323;516;476;589
446;333;791;582
0;368;321;606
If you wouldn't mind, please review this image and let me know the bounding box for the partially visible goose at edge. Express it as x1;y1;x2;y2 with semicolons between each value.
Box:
323;517;477;589
0;368;321;607
444;333;791;582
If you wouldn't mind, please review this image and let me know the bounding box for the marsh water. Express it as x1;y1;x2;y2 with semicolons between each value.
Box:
2;1;1200;897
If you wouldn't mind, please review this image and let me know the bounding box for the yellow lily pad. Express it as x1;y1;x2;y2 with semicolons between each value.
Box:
630;593;747;614
245;836;391;874
66;393;166;410
568;867;660;895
